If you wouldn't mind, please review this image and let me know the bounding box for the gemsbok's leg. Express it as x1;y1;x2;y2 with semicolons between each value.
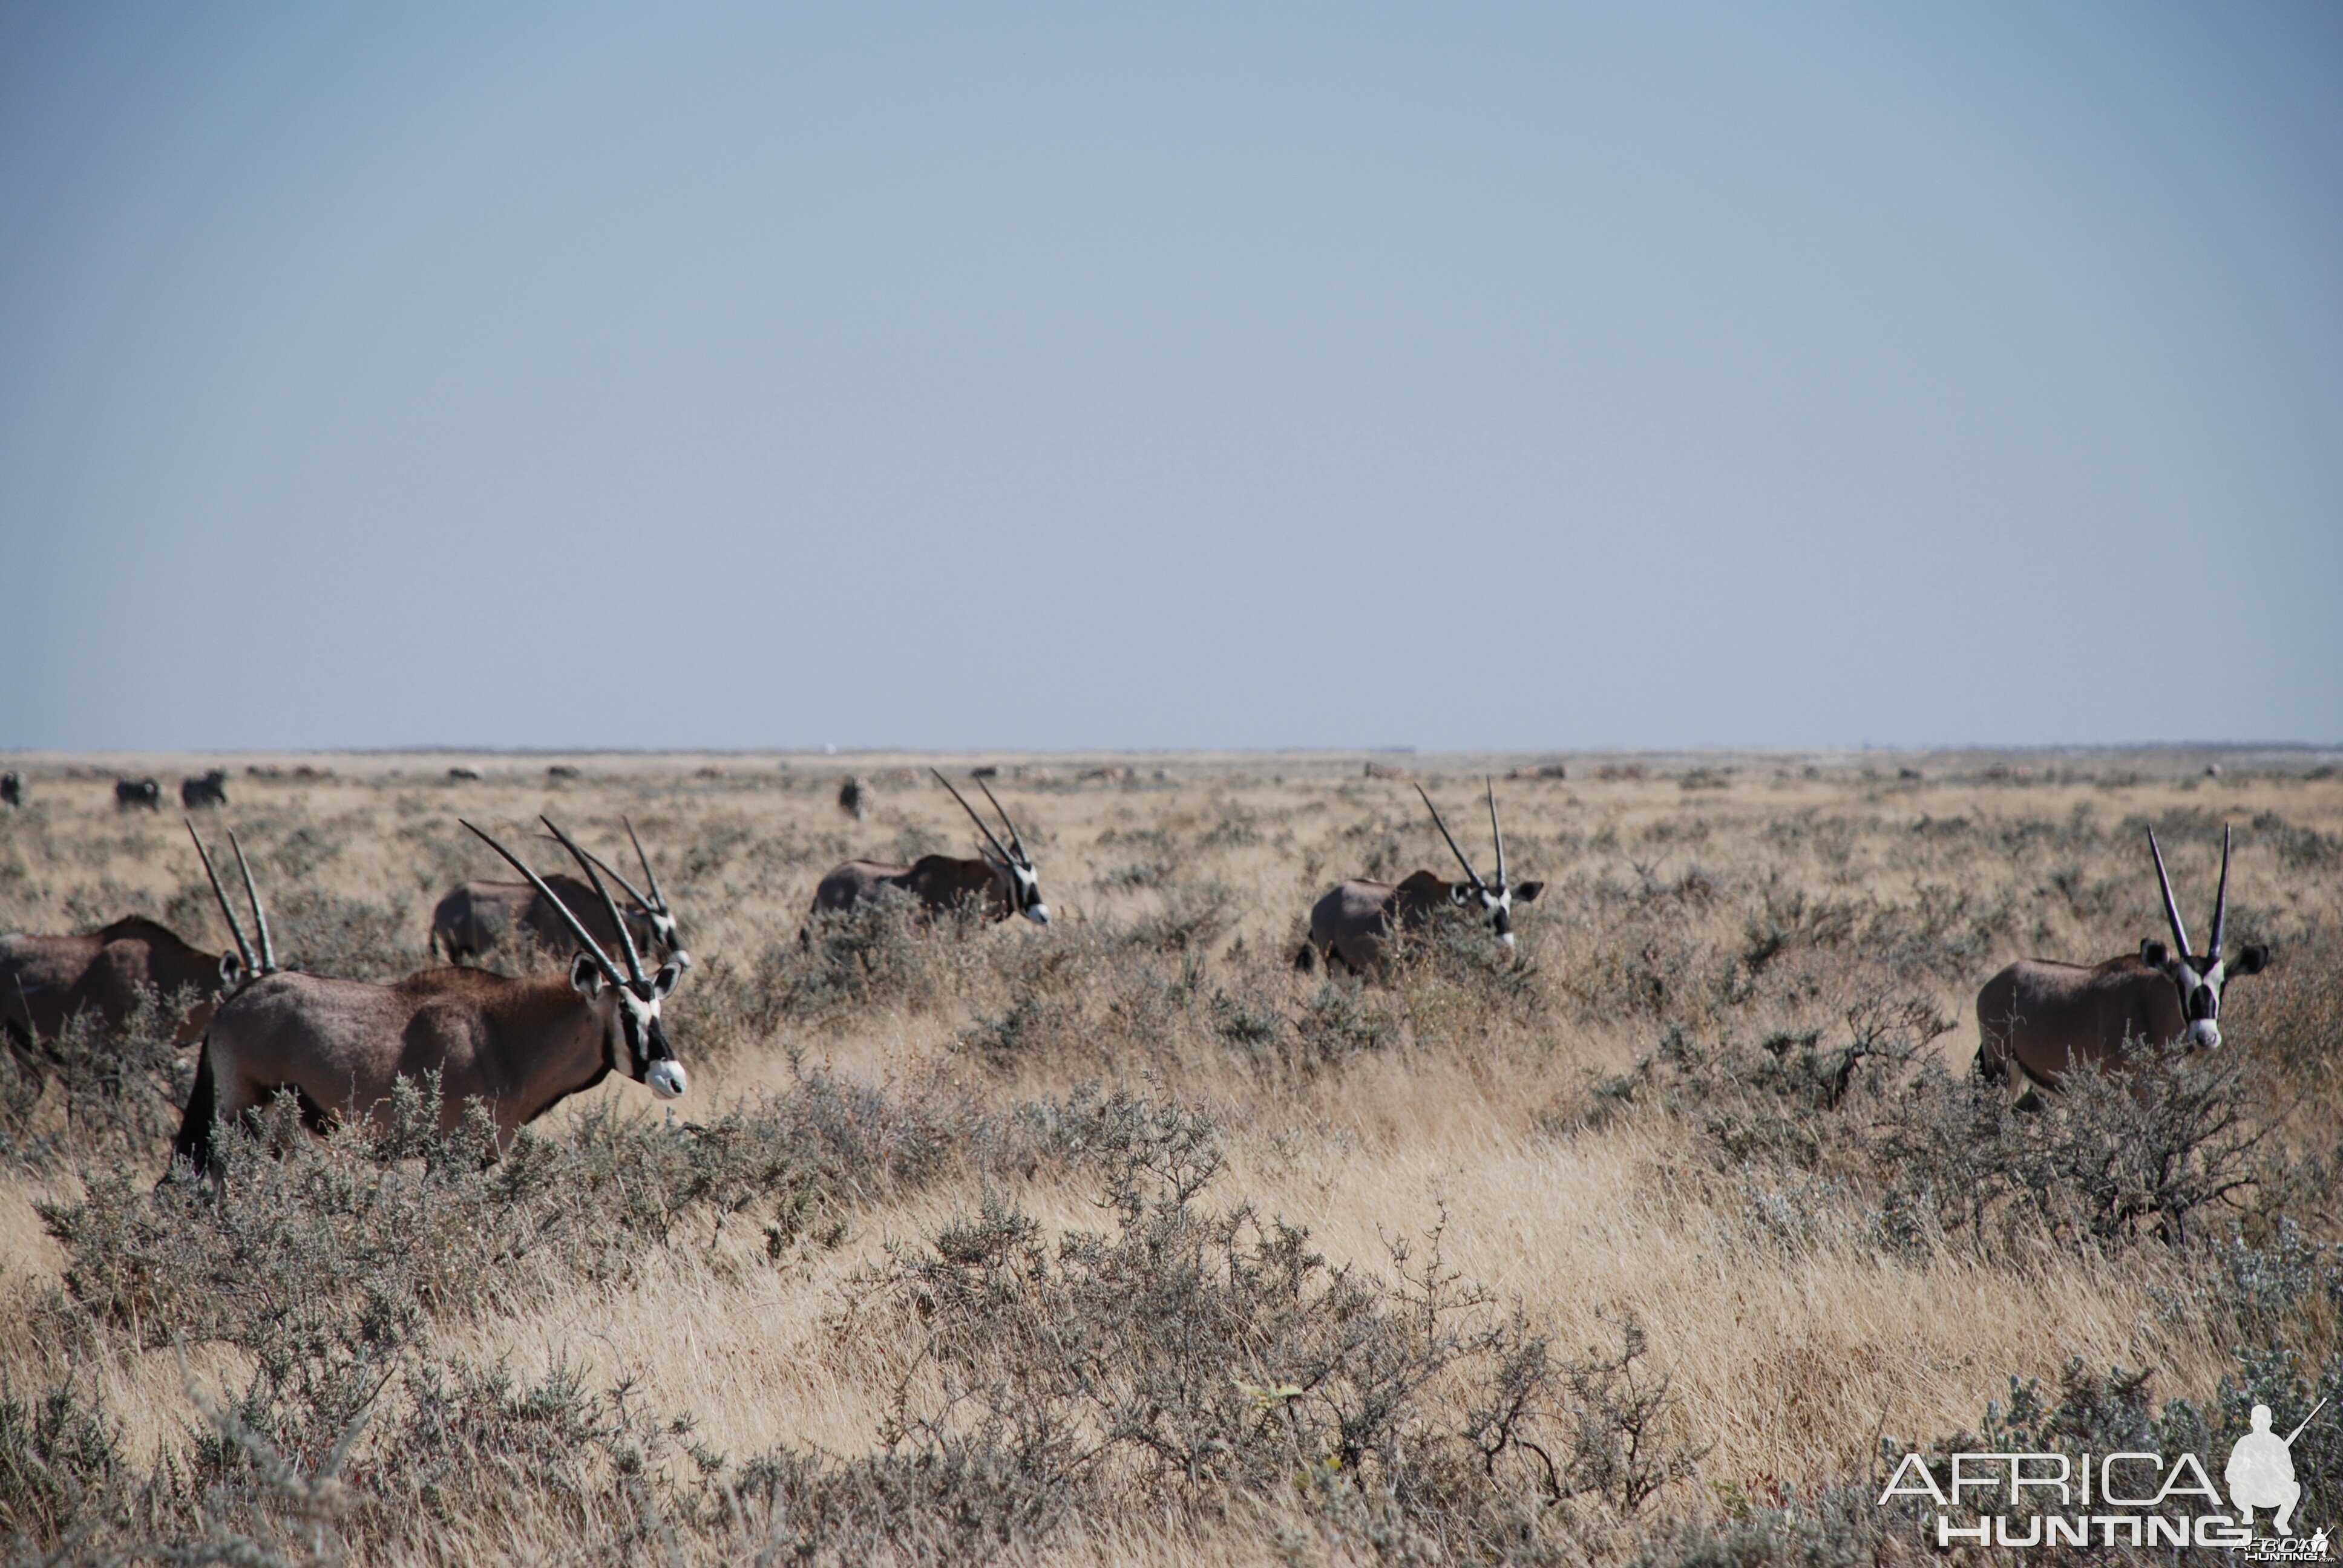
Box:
168;1042;220;1179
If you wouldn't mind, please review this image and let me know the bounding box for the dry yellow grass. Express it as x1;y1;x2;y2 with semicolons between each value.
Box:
2;746;2336;1563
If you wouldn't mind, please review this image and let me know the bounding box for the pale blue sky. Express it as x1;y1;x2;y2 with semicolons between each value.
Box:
2;4;2337;751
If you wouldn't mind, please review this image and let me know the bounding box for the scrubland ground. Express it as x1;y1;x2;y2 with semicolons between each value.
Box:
1;750;2339;1565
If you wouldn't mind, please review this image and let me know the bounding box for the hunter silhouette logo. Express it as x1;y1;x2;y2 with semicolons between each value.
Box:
2228;1400;2321;1535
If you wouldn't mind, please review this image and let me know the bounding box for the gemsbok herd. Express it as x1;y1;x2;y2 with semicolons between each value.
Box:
0;765;2276;1185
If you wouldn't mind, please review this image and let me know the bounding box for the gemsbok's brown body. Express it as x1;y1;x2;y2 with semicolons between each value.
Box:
5;820;258;1057
428;823;688;970
430;876;623;963
1976;826;2269;1096
172;818;689;1177
806;771;1049;933
1299;782;1544;975
1302;873;1483;976
179;963;670;1158
1;916;233;1052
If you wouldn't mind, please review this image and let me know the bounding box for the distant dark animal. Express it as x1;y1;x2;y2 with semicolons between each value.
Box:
837;777;871;820
447;766;481;782
1;772;21;808
806;771;1047;935
173;818;689;1178
114;778;162;811
181;769;229;808
430;819;689;969
1299;781;1544;975
546;765;581;780
969;765;1000;779
1977;826;2268;1097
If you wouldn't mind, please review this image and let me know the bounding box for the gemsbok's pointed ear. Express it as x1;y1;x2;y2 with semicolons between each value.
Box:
2140;939;2169;969
652;960;683;999
218;953;245;988
2230;943;2269;976
1513;881;1545;904
570;952;606;996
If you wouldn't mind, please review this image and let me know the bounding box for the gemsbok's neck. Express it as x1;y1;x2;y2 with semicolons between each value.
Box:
418;969;613;1126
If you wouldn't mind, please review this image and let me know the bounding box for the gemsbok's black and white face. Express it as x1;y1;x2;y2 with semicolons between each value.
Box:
1418;780;1542;949
983;844;1049;925
937;769;1049;926
2138;938;2268;1050
2145;824;2269;1050
643;908;687;964
572;952;689;1099
1450;872;1545;949
471;815;696;1102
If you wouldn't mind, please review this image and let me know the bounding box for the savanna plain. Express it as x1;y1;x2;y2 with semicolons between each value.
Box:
2;750;2340;1566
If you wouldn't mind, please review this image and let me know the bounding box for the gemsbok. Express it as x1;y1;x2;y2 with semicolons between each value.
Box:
3;918;235;1054
1298;780;1544;975
114;779;162;812
429;820;690;969
171;818;689;1177
1976;825;2270;1098
0;821;255;1054
806;770;1049;933
181;770;229;808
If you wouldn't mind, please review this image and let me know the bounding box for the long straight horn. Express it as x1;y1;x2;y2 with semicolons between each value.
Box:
226;828;277;975
185;820;256;975
2146;826;2193;957
461;820;624;986
570;841;655;916
541;816;647;985
1415;783;1486;892
974;778;1030;864
932;769;1014;865
1486;777;1507;890
624;818;670;914
2209;824;2232;959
